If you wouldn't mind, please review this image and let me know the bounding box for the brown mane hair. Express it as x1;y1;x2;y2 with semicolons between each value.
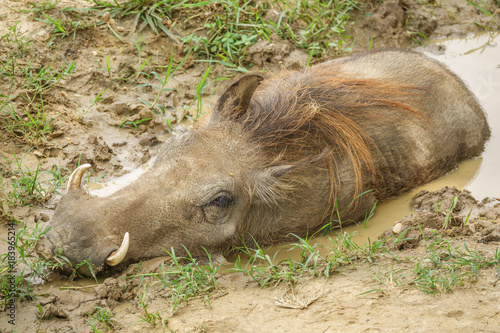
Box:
231;67;425;209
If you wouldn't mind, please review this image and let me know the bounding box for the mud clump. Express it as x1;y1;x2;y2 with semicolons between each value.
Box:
246;35;309;70
364;0;409;47
381;187;500;249
94;278;131;302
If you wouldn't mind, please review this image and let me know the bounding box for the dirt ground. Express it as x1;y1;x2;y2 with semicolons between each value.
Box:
1;0;500;332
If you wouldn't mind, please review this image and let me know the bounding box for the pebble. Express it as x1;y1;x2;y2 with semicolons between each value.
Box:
34;150;44;158
34;213;51;222
102;11;111;23
139;134;159;146
38;30;50;42
392;222;403;234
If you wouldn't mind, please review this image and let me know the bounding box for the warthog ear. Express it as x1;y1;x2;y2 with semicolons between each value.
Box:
253;149;330;205
210;73;264;123
252;164;295;205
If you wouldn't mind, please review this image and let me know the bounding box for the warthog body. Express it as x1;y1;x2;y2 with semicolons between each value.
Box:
39;50;490;273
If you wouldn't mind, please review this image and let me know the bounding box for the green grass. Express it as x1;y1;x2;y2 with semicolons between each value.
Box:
126;247;221;315
366;228;500;295
1;151;68;206
0;22;32;59
232;228;389;288
182;65;214;122
231;222;499;296
87;0;358;66
0;22;75;142
137;285;167;327
135;50;192;123
36;12;92;45
22;60;75;100
0;22;33;89
182;0;358;65
1;101;50;142
233;238;300;287
86;305;116;332
0;216;62;311
409;236;500;294
22;1;60;17
467;0;500;29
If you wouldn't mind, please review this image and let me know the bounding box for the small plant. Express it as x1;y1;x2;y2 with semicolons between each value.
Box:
0;216;64;311
119;116;152;129
164;248;220;312
406;236;500;294
443;196;458;229
182;0;358;65
1;99;53;141
86;306;116;332
23;1;60;16
99;55;114;88
22;60;75;99
137;285;164;326
0;22;33;89
0;21;33;59
233;240;300;288
138;51;190;111
36;12;91;43
407;31;428;46
1;59;73;141
183;65;214;121
271;0;358;57
232;222;396;289
181;0;269;64
1;151;68;206
370;262;407;287
127;247;221;314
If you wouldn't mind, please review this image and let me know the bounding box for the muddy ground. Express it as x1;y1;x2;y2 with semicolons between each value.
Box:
1;0;500;332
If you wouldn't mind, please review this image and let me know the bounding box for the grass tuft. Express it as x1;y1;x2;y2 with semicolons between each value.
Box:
1;151;68;206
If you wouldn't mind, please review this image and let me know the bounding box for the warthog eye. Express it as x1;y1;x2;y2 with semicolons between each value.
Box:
210;193;232;208
200;191;234;224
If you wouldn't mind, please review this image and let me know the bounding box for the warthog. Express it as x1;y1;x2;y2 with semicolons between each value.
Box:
38;50;490;274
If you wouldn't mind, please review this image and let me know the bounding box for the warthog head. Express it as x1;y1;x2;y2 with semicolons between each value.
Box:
38;74;333;275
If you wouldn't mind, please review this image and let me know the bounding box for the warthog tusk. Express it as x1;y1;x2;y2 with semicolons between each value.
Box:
105;232;129;266
67;164;92;191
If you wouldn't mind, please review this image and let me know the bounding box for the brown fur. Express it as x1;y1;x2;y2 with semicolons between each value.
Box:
237;71;426;207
